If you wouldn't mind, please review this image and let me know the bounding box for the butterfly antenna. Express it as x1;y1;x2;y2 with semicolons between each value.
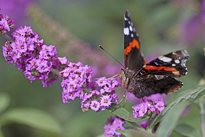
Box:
99;45;124;68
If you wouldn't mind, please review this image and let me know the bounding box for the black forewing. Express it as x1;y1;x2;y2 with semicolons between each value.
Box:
124;10;146;72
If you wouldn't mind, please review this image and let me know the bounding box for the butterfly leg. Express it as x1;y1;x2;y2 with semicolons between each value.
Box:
122;90;128;107
107;74;120;80
112;90;127;111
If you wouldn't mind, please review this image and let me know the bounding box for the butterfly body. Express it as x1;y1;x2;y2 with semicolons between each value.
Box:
121;11;190;98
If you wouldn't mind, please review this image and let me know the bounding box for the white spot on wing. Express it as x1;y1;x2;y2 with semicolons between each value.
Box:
175;60;180;64
124;27;129;35
158;56;172;62
124;17;128;21
181;60;186;67
172;64;176;66
129;25;132;31
154;61;159;65
131;33;133;37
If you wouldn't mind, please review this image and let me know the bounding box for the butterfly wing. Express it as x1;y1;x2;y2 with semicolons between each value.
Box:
136;50;190;77
124;10;146;72
129;75;183;98
129;50;190;98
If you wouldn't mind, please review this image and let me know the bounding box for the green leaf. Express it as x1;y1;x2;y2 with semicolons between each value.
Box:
119;129;156;137
151;84;205;128
108;104;148;123
166;84;205;108
0;92;10;113
173;123;201;137
157;103;186;137
0;108;62;135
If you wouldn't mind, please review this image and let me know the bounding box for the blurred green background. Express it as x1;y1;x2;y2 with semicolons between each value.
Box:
0;0;205;137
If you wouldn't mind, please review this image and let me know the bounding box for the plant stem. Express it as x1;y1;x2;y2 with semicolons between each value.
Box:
0;33;14;42
147;113;153;128
146;112;153;133
200;101;205;137
51;68;59;76
147;117;151;128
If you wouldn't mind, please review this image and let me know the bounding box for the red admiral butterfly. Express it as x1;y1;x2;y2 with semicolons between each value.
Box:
121;10;190;98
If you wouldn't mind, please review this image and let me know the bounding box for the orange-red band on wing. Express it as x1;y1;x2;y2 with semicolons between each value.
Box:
144;65;180;75
124;39;140;55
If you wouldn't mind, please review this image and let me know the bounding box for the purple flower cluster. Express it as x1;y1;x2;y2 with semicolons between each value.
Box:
104;116;125;137
58;59;121;112
80;77;120;112
2;26;60;87
0;14;15;34
60;71;120;111
132;99;165;119
1;22;121;111
60;61;93;103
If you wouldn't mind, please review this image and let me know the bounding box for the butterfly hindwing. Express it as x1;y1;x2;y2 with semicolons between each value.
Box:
124;10;146;72
128;75;183;98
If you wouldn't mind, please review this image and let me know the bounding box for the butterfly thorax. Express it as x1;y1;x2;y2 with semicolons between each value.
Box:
121;69;136;89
